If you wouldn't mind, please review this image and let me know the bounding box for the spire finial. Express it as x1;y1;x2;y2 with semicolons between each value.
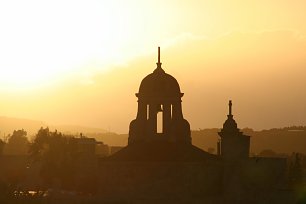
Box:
229;100;232;116
156;46;162;69
158;47;160;63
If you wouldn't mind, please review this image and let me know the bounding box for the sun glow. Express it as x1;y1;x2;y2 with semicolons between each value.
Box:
0;1;150;91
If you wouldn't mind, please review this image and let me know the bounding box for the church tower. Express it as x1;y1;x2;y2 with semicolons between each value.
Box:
128;47;191;145
218;100;250;160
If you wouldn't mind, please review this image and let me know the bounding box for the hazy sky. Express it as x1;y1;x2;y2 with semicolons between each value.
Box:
0;1;306;133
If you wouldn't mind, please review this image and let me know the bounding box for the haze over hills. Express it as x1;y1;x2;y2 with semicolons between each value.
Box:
0;116;47;137
0;116;305;154
192;127;306;155
0;116;106;138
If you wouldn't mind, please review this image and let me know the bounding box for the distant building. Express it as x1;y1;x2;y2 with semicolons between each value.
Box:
71;136;100;156
96;142;110;157
69;134;112;157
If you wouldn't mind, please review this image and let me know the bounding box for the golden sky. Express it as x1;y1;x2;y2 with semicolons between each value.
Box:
0;0;306;133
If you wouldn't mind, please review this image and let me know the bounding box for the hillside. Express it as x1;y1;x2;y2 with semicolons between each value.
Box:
0;116;305;154
192;127;306;155
0;116;46;136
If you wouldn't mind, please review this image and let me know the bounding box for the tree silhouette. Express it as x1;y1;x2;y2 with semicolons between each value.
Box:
0;139;5;155
29;127;76;189
4;129;29;155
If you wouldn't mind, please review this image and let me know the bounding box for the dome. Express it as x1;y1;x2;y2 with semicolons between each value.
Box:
220;100;240;132
138;68;182;97
222;116;238;131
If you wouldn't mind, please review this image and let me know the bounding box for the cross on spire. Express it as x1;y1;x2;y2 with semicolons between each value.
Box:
158;47;160;64
229;100;233;116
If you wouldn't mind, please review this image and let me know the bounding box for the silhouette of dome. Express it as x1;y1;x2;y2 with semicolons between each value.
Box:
138;67;181;97
129;47;191;145
222;116;238;131
220;100;239;133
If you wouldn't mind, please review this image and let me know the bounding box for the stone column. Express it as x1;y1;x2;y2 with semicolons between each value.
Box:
163;102;171;135
136;100;147;121
149;103;157;134
172;100;183;119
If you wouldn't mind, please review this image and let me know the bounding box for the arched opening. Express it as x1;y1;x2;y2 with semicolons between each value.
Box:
157;105;163;133
147;104;149;120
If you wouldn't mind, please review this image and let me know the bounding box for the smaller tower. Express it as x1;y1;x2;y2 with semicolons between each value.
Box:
218;100;250;160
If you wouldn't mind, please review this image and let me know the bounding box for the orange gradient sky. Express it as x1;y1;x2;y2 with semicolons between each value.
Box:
0;0;306;133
